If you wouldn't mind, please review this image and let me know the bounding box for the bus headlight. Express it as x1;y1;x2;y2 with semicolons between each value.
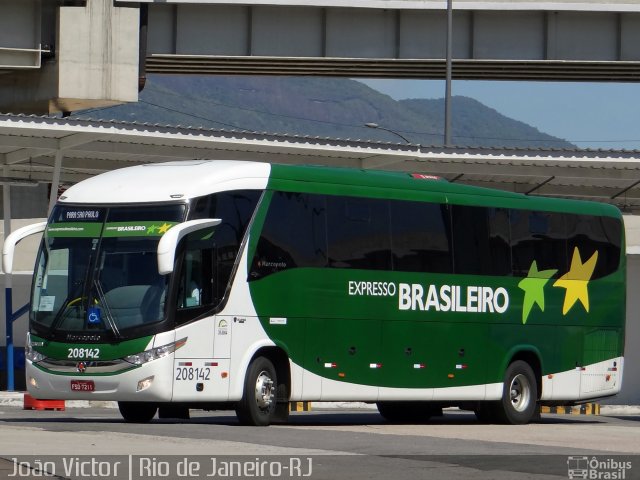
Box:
124;338;187;365
25;343;46;363
25;333;46;363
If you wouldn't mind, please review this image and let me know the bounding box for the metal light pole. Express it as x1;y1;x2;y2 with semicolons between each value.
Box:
444;0;453;147
364;123;411;144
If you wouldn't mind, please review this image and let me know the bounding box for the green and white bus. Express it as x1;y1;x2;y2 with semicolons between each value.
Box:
3;160;625;426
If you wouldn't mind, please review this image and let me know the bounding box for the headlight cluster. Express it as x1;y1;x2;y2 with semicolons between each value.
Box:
124;338;186;365
25;344;46;363
26;334;46;363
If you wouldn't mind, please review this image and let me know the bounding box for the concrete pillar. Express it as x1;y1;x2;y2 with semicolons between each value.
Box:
0;0;140;114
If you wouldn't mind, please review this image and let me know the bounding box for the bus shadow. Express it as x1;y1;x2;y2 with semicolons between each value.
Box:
0;415;126;424
190;411;606;427
0;410;610;427
281;411;606;427
606;415;640;422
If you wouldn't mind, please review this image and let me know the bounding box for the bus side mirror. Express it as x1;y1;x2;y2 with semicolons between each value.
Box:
2;221;47;274
157;219;221;275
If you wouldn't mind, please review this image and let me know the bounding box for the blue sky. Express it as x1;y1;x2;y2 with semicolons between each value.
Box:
359;79;640;150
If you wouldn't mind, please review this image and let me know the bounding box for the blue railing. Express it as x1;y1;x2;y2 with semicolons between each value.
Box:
5;286;29;391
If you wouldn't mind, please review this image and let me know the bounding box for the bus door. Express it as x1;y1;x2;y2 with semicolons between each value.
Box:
171;225;232;401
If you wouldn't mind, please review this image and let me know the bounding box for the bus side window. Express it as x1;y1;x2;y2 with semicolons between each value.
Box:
451;205;512;276
326;196;392;270
488;207;512;275
180;251;203;308
191;190;261;287
390;200;452;273
176;230;215;324
510;210;567;276
452;205;491;275
250;192;327;279
565;213;622;279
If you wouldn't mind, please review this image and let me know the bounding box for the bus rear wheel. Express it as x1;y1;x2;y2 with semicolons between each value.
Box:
236;356;278;426
118;402;157;423
496;360;538;425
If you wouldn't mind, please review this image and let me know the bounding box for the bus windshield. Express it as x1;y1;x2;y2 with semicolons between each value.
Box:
31;204;186;341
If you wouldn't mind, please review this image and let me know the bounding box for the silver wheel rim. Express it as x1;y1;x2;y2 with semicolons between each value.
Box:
509;373;531;412
254;370;275;412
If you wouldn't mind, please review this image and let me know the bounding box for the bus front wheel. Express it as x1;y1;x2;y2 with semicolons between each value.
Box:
236;356;278;426
496;360;538;425
118;401;157;423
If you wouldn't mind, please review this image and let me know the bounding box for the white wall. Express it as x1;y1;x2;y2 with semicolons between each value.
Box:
613;216;640;404
608;254;640;404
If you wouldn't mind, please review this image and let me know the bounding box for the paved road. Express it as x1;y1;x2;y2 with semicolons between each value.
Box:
0;407;638;479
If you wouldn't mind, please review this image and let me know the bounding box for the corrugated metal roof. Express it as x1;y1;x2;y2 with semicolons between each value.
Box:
2;113;640;212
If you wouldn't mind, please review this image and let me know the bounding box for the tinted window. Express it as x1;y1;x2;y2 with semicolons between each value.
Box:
175;228;217;324
107;205;186;223
327;196;392;270
566;214;621;279
452;205;493;275
510;210;567;276
390;200;452;273
190;190;260;248
248;190;623;282
488;207;512;275
251;192;327;278
190;190;260;297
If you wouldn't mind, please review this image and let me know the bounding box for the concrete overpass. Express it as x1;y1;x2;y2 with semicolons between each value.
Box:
2;0;640;114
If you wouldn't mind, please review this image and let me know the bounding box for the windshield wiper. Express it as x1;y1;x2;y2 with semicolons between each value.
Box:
48;288;84;331
94;279;122;340
50;239;98;333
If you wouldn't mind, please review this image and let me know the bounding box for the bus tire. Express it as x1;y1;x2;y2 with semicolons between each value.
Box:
236;356;278;426
376;401;434;423
118;402;157;423
496;360;538;425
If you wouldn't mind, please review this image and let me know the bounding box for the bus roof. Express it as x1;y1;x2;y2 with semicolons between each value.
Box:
60;160;271;204
59;160;621;218
269;163;622;218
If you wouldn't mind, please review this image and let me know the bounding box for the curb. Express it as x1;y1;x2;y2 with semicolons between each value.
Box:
289;401;312;412
0;392;117;409
540;403;600;415
1;393;638;415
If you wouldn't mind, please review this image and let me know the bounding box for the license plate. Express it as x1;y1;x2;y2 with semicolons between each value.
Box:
70;380;95;392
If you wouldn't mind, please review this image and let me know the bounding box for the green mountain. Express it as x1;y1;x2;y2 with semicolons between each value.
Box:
76;75;573;148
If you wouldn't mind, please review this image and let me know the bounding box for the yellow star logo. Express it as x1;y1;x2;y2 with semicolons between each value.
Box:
553;247;598;315
158;223;173;234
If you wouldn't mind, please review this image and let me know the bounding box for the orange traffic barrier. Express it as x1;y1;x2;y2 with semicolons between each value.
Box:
23;393;65;411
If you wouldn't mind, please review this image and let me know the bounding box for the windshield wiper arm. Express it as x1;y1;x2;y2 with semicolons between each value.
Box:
51;241;98;331
48;290;83;331
94;279;122;340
